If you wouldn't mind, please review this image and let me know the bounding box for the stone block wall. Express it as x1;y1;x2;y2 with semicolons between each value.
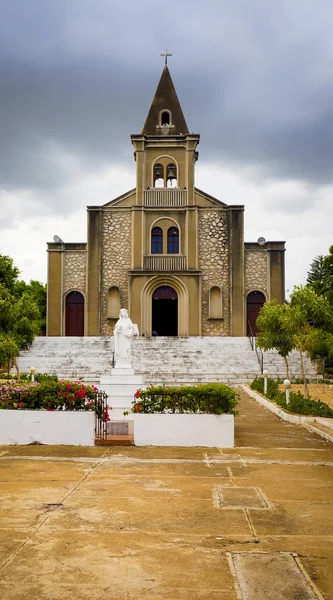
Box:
101;209;132;335
199;210;230;335
64;251;87;295
244;250;268;297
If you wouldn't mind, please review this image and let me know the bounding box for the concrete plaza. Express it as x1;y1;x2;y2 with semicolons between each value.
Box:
0;391;332;599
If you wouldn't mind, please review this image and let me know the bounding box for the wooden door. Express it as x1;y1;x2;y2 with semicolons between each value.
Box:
65;292;84;336
246;291;265;336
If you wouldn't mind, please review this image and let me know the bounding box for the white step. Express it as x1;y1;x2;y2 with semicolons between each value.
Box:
15;336;317;385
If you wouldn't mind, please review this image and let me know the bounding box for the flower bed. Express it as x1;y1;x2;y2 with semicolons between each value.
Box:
131;383;238;415
250;377;333;418
0;380;109;414
129;384;237;447
0;379;110;446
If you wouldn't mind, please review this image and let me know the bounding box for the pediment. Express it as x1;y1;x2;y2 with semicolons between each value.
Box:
102;189;136;208
194;188;229;208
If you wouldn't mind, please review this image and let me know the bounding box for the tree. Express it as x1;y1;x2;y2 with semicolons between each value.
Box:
305;328;333;371
307;255;326;285
0;335;19;375
0;253;20;293
290;285;333;397
13;279;47;335
0;252;47;377
256;286;333;397
256;300;295;379
0;284;41;378
307;246;333;307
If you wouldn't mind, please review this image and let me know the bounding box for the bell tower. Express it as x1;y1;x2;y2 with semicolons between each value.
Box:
131;64;199;205
128;60;201;335
130;63;200;275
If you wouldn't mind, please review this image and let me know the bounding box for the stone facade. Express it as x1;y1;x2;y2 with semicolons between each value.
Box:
199;210;230;336
64;251;86;295
46;65;285;337
101;209;132;335
244;250;268;297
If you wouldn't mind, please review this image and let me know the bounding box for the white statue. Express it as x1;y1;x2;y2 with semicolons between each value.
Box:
114;308;137;368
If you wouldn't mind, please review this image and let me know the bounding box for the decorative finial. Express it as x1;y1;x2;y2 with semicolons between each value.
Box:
161;49;172;66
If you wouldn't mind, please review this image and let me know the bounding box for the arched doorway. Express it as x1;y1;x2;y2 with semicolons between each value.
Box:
65;291;84;336
152;286;178;336
247;291;265;336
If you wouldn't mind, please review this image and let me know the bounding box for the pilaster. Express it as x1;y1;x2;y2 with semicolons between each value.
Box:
268;242;286;302
229;206;245;336
87;207;102;335
46;244;64;336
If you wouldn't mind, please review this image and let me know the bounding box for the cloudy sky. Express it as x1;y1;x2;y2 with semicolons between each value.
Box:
1;0;332;295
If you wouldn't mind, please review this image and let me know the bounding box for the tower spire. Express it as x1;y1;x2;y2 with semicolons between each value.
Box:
142;65;189;135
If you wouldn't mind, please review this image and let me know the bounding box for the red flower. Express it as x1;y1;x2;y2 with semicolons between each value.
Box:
103;408;111;422
135;404;142;412
135;389;141;399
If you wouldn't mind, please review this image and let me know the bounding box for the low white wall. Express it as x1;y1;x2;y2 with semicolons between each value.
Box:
241;385;308;425
242;385;333;444
133;413;234;447
0;411;95;446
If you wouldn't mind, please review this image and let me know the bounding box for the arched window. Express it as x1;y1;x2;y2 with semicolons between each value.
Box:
151;227;163;254
167;227;179;254
166;163;177;188
161;111;171;126
209;286;222;319
107;286;121;319
153;163;164;188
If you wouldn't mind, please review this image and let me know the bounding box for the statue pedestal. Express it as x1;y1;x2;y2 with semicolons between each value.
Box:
100;368;145;420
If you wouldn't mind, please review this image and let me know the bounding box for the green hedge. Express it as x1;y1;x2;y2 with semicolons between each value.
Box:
129;383;239;415
251;377;279;400
250;377;333;418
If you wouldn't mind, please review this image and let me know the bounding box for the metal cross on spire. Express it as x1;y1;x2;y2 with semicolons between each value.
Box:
161;49;172;66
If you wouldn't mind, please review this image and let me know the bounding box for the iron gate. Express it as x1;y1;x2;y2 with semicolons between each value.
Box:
94;391;110;441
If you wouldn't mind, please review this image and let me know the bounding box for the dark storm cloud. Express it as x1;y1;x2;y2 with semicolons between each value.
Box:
1;0;333;206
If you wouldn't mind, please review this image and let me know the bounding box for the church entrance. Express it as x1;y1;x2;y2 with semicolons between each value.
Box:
246;291;265;336
152;286;178;336
65;291;84;336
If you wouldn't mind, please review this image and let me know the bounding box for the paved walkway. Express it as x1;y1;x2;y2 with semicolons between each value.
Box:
0;390;332;599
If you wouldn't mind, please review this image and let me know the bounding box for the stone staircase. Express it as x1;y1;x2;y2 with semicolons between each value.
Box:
16;336;317;385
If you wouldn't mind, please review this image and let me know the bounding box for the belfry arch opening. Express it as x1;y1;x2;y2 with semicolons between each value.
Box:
246;291;266;336
153;163;164;188
161;111;171;126
166;163;177;188
152;286;178;336
65;291;84;336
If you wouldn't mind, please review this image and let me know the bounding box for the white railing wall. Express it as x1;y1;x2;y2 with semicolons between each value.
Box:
144;189;187;207
143;255;187;271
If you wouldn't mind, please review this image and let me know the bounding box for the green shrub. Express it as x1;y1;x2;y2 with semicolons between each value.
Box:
130;383;238;415
250;377;279;400
250;377;333;417
34;373;58;383
0;372;58;383
324;367;333;375
289;393;333;417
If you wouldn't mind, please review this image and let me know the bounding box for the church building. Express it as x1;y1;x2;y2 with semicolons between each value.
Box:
46;65;285;338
